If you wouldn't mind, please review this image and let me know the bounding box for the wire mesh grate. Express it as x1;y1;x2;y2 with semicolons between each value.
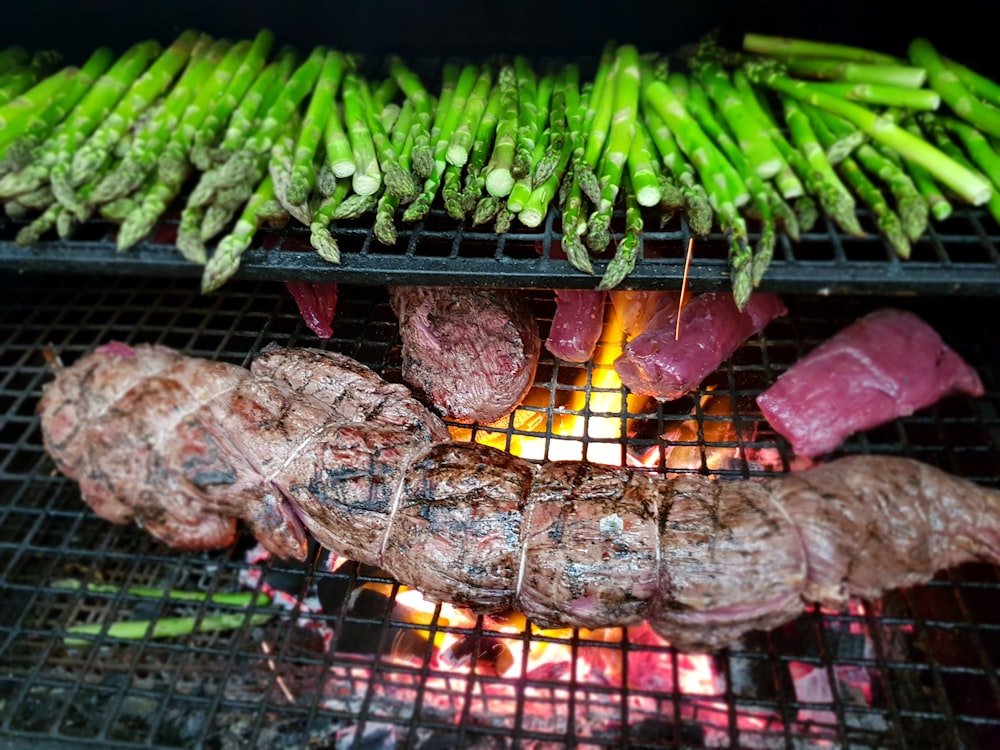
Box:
2;200;1000;293
1;273;999;749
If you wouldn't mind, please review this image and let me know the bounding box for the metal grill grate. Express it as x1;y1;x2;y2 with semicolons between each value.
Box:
1;274;999;749
1;201;1000;294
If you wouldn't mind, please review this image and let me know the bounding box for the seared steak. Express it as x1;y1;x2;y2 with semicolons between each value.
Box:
389;286;541;423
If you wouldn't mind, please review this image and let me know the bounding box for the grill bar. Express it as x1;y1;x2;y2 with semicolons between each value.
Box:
1;274;999;748
1;203;999;293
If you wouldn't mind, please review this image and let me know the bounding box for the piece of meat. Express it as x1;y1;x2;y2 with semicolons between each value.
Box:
545;289;607;362
614;292;787;400
284;281;338;339
608;290;683;339
757;308;985;457
37;344;1000;652
37;342;447;559
389;286;541;423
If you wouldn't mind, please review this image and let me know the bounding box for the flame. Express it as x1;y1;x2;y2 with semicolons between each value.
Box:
463;299;649;465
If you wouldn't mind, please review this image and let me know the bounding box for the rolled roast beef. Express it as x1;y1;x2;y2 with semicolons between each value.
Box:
37;342;1000;652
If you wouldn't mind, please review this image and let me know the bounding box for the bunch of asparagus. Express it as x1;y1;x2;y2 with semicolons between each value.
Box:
1;32;998;307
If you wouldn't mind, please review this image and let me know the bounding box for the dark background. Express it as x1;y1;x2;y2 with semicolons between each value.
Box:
1;0;997;75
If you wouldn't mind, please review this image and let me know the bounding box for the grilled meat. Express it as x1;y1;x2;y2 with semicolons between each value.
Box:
38;343;1000;651
615;292;787;400
38;342;448;558
389;286;541;423
757;308;984;457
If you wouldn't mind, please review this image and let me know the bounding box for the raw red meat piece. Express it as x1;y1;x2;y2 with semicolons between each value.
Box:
757;308;984;457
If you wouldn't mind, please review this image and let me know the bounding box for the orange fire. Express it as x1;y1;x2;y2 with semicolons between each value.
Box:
451;297;650;465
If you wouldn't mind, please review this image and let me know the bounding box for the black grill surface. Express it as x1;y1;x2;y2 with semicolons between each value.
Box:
1;203;999;294
1;274;999;749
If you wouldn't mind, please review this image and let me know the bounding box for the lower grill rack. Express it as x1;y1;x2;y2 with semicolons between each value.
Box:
1;274;999;749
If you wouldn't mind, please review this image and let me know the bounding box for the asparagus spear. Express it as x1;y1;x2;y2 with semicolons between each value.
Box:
178;55;293;260
942;56;1000;109
532;63;574;187
157;39;259;185
342;69;381;196
742;33;900;64
808;104;928;240
518;68;581;228
483;65;520;197
201;173;275;291
403;64;479;221
898;119;954;222
358;73;418;201
693;56;785;179
310;178;351;258
387;56;435;178
909;38;1000;138
729;68;857;230
460;81;502;211
52;579;271;607
0;39;161;199
65;613;272;647
782;57;927;88
580;40;618;195
921;113;1000;225
597;174;643;290
90;37;225;206
807;105;911;257
511;56;543;179
65;29;202;189
506;70;555;215
941;116;1000;191
586;44;641;253
627;113;663;207
181;48;325;255
0;47;115;165
687;75;785;277
382;97;420;202
287;50;345;204
644;79;748;225
190;28;275;165
446;64;494;167
641;104;713;236
805;81;940;111
212;47;327;197
778;92;864;234
746;60;993;205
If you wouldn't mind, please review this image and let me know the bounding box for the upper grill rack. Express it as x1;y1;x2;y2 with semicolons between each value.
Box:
1;275;999;749
1;200;999;294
